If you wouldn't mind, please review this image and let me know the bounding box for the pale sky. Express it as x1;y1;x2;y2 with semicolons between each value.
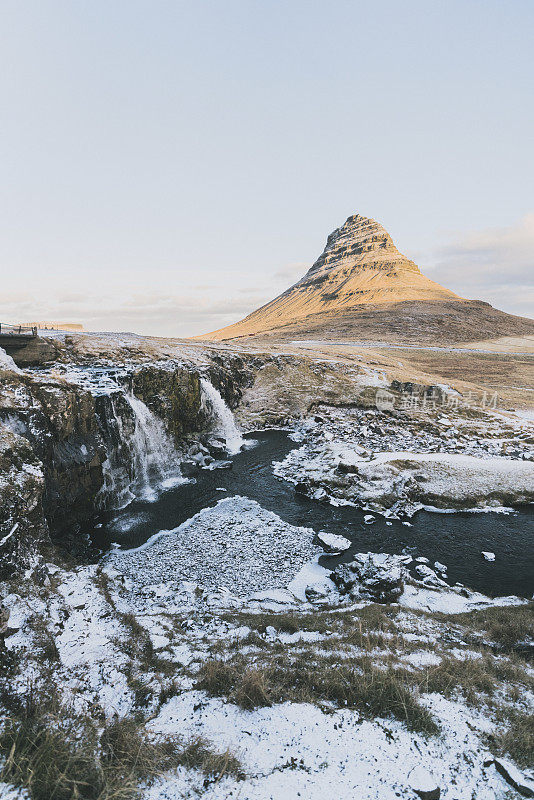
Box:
0;0;532;336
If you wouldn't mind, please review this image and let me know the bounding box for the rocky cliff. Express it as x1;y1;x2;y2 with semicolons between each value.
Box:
0;370;106;539
0;424;48;578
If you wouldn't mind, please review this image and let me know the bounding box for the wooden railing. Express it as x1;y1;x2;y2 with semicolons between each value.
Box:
0;323;38;337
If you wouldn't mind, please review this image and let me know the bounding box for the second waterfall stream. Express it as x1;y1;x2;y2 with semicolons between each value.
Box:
200;378;245;455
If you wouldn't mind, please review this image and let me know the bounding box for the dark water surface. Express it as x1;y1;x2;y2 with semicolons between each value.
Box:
91;430;534;598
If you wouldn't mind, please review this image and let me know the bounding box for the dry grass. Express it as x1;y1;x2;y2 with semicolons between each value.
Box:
196;655;439;735
495;709;534;768
28;615;60;663
226;605;400;640
196;603;534;739
178;736;244;781
0;684;243;799
450;604;534;654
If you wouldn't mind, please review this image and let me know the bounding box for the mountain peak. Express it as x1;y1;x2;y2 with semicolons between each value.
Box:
198;213;460;340
303;214;420;282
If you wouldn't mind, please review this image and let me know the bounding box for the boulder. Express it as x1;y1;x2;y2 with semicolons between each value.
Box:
494;758;534;797
408;765;441;800
316;531;351;553
413;564;448;587
332;552;406;603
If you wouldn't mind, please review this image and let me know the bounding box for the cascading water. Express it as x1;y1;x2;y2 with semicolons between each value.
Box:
200;378;245;455
122;392;184;501
57;366;186;509
97;393;136;510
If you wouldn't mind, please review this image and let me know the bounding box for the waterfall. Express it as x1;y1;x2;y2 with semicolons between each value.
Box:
200;378;245;455
123;392;183;501
95;386;184;509
97;394;135;510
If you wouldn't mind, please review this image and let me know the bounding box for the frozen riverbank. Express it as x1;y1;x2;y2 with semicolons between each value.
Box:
275;444;534;516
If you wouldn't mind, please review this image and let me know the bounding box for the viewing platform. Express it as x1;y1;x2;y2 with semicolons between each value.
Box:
0;322;54;366
0;322;38;346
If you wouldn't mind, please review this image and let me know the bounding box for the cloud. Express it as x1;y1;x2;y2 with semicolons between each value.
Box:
0;258;312;336
425;214;534;318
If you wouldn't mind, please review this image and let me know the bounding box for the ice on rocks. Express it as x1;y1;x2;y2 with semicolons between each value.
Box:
316;530;351;553
276;444;534;517
332;552;406;603
400;583;525;614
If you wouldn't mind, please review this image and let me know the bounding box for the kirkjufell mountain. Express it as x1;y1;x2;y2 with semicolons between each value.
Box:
199;214;534;343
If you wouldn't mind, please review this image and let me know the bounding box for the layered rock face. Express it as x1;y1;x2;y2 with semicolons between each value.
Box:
199;214;460;340
0;371;106;536
0;425;48;578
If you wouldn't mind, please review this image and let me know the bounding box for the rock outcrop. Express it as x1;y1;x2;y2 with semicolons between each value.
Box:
131;366;206;440
0;370;106;535
0;424;48;577
276;439;534;517
2;336;58;367
332;552;406;603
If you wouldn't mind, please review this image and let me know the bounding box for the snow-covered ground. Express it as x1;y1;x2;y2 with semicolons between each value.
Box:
143;692;514;800
276;444;534;516
107;497;320;599
1;361;533;799
274;404;534;517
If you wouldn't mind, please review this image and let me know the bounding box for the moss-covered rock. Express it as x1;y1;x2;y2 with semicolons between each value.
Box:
131;366;207;440
0;372;105;534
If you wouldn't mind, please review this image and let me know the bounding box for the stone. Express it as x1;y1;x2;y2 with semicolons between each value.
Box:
332;552;405;603
413;564;448;588
408;765;441;800
305;585;330;601
316;531;351;553
494;758;534;797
